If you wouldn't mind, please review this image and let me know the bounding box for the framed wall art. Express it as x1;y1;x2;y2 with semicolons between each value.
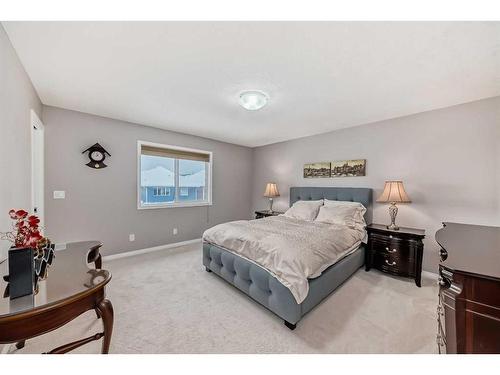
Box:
330;159;366;177
303;162;331;178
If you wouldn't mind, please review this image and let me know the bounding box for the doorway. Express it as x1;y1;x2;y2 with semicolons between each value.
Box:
31;109;44;229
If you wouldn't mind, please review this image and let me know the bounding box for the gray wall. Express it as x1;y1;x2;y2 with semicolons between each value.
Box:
252;97;500;272
0;25;42;259
43;106;253;256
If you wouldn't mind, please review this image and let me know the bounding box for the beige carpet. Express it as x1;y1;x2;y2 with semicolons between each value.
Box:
8;241;439;354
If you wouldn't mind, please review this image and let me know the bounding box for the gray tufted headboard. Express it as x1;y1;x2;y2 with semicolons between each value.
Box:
289;187;373;224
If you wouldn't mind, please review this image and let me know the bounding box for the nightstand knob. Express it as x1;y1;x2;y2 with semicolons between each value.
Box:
385;247;397;253
385;260;396;266
389;235;393;239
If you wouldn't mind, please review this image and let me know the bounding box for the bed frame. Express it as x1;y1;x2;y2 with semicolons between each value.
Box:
202;187;373;330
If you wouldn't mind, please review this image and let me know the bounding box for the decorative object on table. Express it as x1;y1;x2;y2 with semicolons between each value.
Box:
365;223;425;287
303;162;331;178
82;142;111;169
376;180;411;230
330;159;366;177
263;182;280;212
1;209;52;299
254;210;284;219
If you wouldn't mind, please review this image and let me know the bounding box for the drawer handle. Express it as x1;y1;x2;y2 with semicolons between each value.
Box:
385;260;396;266
439;248;448;261
385;247;397;253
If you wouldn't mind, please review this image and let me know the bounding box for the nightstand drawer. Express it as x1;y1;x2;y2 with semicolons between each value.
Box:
370;232;407;243
370;238;415;261
373;252;414;276
370;233;409;250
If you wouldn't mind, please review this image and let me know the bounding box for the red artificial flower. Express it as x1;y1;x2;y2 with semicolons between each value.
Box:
27;215;40;227
15;210;28;219
2;209;49;250
25;231;42;248
8;209;17;219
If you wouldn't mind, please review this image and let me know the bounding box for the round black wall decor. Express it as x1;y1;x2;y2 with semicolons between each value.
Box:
82;143;111;169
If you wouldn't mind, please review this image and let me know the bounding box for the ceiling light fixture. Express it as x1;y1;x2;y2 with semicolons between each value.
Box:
239;90;269;111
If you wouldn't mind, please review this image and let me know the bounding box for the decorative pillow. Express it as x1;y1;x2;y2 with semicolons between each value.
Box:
317;200;367;227
283;200;324;221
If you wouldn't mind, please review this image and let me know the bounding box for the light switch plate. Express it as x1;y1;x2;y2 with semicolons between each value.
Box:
53;190;65;199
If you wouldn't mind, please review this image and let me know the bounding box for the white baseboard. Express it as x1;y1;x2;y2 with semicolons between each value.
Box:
102;238;201;262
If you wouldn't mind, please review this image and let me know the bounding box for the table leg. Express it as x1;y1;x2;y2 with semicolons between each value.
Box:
96;299;113;354
15;340;25;349
95;254;102;269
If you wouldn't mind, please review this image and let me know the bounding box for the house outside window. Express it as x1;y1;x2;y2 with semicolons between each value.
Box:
153;187;170;196
138;141;212;209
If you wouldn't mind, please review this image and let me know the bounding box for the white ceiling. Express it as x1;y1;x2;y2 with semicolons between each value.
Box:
4;22;500;147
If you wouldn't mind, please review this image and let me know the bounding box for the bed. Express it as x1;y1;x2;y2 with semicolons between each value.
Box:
202;186;373;329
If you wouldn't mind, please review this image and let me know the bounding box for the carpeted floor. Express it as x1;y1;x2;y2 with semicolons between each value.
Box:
8;241;439;354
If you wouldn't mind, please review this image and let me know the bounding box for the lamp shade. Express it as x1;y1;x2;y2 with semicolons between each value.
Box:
263;183;280;198
376;181;411;203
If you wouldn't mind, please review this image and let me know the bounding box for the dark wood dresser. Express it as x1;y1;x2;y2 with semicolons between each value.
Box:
435;222;500;354
365;224;425;287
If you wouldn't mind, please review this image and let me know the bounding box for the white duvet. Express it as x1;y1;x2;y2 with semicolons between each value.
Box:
202;215;366;303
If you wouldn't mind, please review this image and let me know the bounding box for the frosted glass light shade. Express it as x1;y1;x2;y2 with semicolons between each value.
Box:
239;90;269;110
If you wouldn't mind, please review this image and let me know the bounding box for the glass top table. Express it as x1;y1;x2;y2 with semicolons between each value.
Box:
0;241;113;353
0;241;110;317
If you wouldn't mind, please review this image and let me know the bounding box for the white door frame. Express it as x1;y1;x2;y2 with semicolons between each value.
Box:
30;109;44;228
1;110;44;354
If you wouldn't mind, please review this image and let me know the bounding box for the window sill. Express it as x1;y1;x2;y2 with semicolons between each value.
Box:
138;201;212;210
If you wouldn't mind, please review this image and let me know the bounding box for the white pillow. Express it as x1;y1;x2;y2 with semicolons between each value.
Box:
324;199;365;209
317;200;367;227
283;200;324;221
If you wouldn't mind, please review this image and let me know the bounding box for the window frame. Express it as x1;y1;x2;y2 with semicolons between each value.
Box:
137;140;213;209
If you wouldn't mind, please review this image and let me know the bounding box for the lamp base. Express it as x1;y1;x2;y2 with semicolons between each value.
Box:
268;198;273;213
387;202;399;231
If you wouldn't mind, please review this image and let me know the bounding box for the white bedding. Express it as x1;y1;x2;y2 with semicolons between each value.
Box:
202;215;366;303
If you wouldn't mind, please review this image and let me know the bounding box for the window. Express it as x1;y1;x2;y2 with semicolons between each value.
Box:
138;141;212;208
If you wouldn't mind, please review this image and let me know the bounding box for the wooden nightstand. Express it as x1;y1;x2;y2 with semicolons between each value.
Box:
365;223;425;287
254;210;284;219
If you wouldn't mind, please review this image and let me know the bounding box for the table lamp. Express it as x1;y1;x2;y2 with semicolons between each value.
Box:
263;183;280;212
376;181;411;230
